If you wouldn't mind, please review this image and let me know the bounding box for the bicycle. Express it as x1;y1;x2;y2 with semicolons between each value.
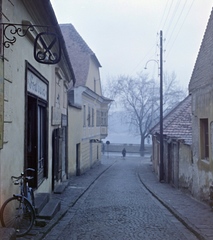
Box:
0;168;36;237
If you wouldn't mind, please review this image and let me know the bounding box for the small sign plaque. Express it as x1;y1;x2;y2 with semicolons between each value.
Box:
27;70;47;100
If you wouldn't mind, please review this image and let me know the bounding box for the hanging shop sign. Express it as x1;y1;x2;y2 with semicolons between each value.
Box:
34;32;61;64
1;23;61;64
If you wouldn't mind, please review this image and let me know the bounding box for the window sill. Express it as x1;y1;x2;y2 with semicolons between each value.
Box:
201;159;210;165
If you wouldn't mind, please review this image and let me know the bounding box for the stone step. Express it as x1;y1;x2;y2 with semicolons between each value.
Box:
34;193;50;215
54;181;69;194
36;199;61;220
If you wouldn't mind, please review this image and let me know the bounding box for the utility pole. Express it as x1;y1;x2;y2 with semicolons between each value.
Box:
159;30;164;182
144;31;164;182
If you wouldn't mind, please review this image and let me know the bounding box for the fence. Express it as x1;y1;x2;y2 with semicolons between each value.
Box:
103;143;152;154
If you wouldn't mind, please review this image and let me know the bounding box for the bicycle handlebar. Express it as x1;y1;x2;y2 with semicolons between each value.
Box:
11;168;35;184
11;175;22;180
25;168;35;173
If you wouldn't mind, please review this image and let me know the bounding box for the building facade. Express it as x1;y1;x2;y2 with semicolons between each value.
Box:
151;95;192;189
61;24;111;176
152;8;213;204
0;0;75;207
189;8;213;202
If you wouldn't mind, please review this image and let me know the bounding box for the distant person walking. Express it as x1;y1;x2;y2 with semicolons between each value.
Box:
102;143;105;154
122;148;126;158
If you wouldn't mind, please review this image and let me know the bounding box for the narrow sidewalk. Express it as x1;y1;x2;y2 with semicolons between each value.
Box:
32;156;117;240
138;158;213;240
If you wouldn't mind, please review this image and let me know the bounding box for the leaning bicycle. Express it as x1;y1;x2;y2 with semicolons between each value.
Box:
0;168;36;237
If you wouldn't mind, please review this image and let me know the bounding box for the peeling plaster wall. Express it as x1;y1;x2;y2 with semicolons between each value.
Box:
179;143;193;192
191;87;213;202
151;136;160;178
189;9;213;203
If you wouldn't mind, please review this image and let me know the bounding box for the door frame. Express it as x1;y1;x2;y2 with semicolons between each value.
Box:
24;62;49;188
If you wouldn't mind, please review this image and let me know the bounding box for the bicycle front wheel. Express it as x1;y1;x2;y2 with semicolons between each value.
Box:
0;196;35;237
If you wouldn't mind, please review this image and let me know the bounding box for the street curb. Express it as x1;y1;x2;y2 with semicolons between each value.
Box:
137;173;205;240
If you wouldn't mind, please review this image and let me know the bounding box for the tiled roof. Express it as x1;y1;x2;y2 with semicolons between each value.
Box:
60;24;101;87
150;95;192;145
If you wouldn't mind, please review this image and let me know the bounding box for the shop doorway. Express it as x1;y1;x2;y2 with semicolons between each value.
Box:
52;127;67;190
26;95;48;188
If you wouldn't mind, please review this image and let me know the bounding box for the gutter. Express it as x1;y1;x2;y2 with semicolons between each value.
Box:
47;0;76;86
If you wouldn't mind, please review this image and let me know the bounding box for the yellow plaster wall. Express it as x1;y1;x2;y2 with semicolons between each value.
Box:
86;58;102;95
0;0;70;204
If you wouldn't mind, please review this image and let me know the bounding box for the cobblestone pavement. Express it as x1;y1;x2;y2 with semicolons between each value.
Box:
18;157;116;240
15;154;213;240
138;156;213;240
43;156;198;240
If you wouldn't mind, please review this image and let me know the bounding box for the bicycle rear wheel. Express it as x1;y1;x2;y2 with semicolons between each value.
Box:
0;196;35;237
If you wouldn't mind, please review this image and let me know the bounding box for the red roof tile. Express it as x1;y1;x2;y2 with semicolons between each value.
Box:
150;95;192;145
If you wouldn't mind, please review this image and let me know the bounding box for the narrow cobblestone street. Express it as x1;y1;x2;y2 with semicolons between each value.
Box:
43;156;198;240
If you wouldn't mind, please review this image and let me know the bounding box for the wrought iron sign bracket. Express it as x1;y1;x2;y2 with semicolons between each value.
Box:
1;23;61;64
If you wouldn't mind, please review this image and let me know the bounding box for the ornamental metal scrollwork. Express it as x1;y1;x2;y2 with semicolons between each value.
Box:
1;23;61;64
3;24;35;48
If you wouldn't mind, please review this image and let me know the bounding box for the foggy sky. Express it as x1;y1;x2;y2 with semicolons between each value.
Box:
51;0;213;90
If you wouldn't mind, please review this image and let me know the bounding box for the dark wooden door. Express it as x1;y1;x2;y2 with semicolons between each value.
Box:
26;96;38;187
52;128;63;190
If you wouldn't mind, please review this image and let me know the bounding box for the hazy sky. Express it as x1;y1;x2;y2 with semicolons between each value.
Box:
51;0;213;90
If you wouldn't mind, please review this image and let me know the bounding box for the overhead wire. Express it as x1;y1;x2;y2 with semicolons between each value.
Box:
130;43;156;76
150;33;161;79
165;0;188;47
130;0;170;76
164;0;182;35
130;0;196;76
157;0;170;31
165;0;196;58
161;1;175;30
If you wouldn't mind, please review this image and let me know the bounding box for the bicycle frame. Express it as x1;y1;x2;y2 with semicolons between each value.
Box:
22;178;35;207
13;193;35;214
0;168;36;237
11;168;35;208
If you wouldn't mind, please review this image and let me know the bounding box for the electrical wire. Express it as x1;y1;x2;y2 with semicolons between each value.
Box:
164;0;182;35
130;0;197;76
165;0;196;58
161;1;175;30
157;0;170;31
165;0;188;47
130;43;156;75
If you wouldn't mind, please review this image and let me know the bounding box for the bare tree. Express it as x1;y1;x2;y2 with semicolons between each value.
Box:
104;72;187;155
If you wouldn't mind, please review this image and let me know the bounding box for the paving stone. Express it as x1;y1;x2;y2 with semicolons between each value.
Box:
0;228;16;240
11;154;213;240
